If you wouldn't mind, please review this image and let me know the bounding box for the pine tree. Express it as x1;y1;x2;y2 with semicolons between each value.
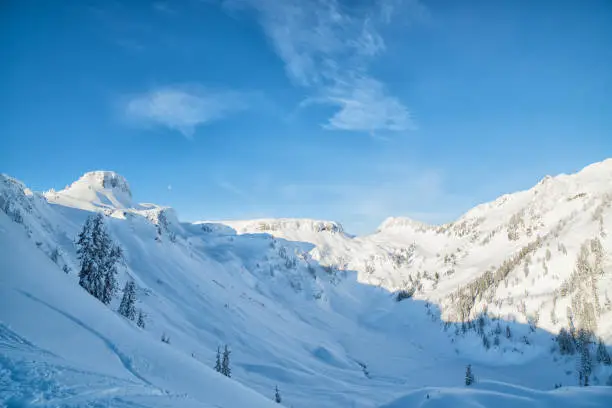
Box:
482;334;490;349
221;345;231;377
118;280;137;320
556;328;575;355
76;213;122;305
101;245;122;305
465;364;475;386
136;310;146;328
274;385;281;403
214;346;222;373
596;338;611;365
577;332;591;386
77;214;102;299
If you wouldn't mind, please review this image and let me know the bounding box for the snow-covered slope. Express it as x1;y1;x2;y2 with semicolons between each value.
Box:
0;215;279;408
2;161;612;407
218;159;612;342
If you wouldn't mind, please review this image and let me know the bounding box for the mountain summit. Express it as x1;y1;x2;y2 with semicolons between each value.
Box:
45;171;134;210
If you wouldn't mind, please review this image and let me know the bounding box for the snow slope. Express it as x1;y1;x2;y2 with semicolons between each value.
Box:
217;159;612;341
381;381;612;408
0;211;279;408
2;162;612;407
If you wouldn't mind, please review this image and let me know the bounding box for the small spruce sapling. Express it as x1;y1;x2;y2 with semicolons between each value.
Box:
118;280;137;320
221;345;231;377
136;310;146;328
215;347;222;373
465;364;475;386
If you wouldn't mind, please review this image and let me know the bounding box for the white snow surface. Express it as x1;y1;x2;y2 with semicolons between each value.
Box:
1;159;612;407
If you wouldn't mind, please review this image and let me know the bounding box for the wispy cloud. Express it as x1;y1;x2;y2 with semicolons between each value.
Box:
125;86;246;138
322;76;413;132
225;0;422;133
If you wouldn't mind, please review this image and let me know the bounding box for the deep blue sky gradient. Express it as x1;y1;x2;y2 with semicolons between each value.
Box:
2;0;611;234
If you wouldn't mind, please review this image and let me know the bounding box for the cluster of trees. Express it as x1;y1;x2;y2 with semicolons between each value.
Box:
77;213;145;328
212;345;282;403
449;225;560;322
556;321;611;386
507;212;525;241
560;239;604;334
389;244;416;269
395;287;416;302
448;311;513;351
118;280;145;328
215;345;232;377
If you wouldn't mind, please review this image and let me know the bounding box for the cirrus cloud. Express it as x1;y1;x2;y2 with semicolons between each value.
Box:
224;0;422;134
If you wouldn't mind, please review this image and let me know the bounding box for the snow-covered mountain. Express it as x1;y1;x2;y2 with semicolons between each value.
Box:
220;159;612;341
2;163;612;407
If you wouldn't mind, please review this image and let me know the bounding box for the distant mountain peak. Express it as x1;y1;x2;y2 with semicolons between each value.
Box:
45;170;133;210
76;171;132;196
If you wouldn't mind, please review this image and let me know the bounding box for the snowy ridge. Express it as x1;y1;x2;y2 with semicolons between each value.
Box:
214;160;612;342
2;160;612;407
214;218;345;235
376;216;433;233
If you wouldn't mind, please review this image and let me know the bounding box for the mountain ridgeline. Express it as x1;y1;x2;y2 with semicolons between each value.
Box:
1;160;612;407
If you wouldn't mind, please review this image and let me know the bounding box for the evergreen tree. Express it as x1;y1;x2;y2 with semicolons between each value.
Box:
76;213;122;305
577;333;592;386
274;385;282;403
77;214;102;299
101;245;122;305
482;334;490;349
596;338;611;365
556;328;575;355
118;280;137;320
136;310;146;328
214;346;222;373
221;345;231;377
465;364;475;386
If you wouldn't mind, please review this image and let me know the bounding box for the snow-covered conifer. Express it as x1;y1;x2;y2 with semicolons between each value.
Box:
221;345;231;377
118;280;137;320
215;346;222;373
136;309;146;328
465;364;475;386
596;338;611;365
76;213;122;305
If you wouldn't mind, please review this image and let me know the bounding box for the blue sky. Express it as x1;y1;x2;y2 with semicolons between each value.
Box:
2;0;611;234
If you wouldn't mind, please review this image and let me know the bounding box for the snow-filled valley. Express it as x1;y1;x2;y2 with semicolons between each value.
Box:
2;162;612;407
